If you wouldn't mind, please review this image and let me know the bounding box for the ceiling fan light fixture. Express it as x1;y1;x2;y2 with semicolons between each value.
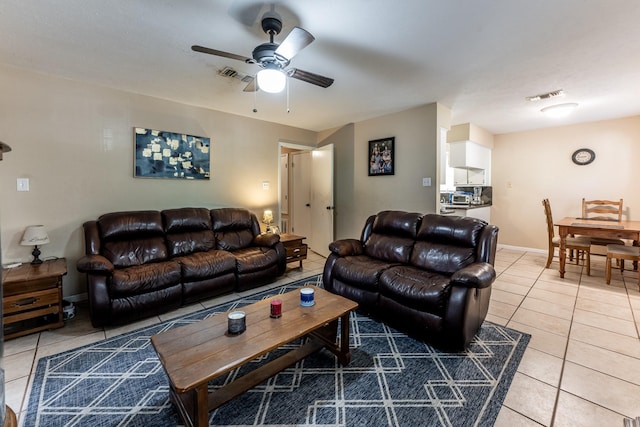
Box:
541;102;578;118
257;66;286;93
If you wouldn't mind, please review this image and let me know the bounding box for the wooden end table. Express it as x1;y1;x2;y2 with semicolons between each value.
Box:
151;287;358;427
2;258;67;340
279;233;307;268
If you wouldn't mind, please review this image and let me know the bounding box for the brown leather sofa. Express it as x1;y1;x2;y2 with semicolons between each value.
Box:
77;207;285;327
322;211;498;350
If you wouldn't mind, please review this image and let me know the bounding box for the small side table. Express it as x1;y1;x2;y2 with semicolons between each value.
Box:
279;233;308;268
2;258;67;340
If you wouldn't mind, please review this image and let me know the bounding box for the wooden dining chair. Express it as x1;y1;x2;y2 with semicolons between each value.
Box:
605;244;640;290
582;198;623;222
581;198;626;248
543;199;591;275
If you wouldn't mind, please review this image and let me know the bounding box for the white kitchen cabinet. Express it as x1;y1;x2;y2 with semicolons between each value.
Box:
446;206;491;222
453;168;485;185
449;140;490;170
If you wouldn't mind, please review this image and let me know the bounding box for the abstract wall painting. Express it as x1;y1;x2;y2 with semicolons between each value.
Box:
134;127;210;179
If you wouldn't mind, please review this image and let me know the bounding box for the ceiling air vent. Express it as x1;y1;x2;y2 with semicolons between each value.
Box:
526;89;565;102
217;66;253;83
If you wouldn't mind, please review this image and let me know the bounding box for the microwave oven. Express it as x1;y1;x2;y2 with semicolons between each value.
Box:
451;194;471;205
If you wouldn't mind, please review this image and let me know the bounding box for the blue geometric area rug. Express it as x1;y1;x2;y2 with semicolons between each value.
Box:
25;275;529;427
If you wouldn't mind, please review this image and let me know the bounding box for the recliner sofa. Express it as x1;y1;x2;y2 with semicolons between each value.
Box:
322;210;498;350
77;207;285;327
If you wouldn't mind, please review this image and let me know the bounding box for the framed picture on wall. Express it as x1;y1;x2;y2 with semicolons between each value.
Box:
368;137;395;176
134;127;210;179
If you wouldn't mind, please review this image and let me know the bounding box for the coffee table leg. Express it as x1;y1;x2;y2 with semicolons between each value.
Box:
338;312;351;366
194;384;209;427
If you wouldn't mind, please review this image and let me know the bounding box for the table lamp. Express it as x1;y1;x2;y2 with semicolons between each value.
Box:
262;210;274;232
20;225;50;264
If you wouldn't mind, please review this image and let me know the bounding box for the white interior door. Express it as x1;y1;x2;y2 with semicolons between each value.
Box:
291;151;312;240
310;144;334;257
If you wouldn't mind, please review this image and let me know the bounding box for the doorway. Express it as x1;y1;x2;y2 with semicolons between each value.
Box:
278;142;334;257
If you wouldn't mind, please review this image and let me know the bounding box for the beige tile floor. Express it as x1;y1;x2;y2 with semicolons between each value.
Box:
5;248;640;426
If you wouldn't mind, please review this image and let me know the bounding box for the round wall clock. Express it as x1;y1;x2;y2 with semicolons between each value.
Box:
571;148;595;165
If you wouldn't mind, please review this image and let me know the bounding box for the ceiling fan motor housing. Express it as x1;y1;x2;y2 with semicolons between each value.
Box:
252;43;290;68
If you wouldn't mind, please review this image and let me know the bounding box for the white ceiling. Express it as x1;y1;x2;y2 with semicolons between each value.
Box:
1;0;640;134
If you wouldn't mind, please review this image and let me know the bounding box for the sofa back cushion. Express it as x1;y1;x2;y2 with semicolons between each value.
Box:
411;214;487;274
97;211;168;268
363;211;422;263
211;208;260;251
163;208;215;257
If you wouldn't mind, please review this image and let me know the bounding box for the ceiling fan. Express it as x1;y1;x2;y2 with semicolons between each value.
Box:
192;15;334;93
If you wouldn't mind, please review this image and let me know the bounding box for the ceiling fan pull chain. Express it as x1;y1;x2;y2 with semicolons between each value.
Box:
286;78;290;114
253;79;258;113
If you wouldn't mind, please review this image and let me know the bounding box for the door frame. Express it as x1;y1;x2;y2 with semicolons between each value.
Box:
278;141;315;233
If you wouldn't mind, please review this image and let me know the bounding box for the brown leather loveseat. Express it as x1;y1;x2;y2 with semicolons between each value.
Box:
77;207;285;327
322;210;498;350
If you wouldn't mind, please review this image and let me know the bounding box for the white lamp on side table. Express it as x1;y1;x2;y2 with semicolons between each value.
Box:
20;225;50;264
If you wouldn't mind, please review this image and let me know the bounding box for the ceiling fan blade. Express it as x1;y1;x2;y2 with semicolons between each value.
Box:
243;78;258;92
275;27;314;61
191;45;253;63
288;68;334;88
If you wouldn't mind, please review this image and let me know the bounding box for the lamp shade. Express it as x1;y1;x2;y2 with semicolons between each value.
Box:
263;210;274;224
0;140;11;161
20;225;50;246
257;67;286;93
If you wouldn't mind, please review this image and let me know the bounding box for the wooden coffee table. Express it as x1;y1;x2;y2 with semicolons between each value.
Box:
151;287;358;427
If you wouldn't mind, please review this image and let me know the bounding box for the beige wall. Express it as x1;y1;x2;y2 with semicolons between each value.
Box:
346;103;447;235
0;65;316;297
448;123;494;149
491;115;640;251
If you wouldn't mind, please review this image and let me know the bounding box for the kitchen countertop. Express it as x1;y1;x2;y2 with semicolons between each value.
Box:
442;203;492;210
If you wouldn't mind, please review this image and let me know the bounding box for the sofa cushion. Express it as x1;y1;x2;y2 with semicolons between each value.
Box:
98;211;168;267
211;208;261;251
163;208;212;233
111;260;182;296
175;250;237;281
331;255;399;291
411;214;486;275
103;237;168;268
163;208;216;257
232;247;280;274
379;266;450;316
99;210;164;241
364;211;421;263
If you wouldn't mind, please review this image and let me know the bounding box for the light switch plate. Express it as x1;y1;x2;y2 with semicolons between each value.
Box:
422;177;432;187
262;181;270;190
17;178;29;191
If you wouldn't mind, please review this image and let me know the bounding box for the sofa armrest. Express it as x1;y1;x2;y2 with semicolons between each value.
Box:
329;239;363;256
253;233;280;247
77;254;114;274
450;262;496;289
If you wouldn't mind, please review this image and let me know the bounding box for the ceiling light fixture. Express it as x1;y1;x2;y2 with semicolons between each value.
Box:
256;64;286;93
541;102;578;118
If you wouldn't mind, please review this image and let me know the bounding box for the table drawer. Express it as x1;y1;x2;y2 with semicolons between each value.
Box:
3;288;60;316
4;276;60;297
285;244;307;259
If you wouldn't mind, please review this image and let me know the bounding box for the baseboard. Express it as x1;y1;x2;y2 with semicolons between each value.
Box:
497;244;545;254
64;292;88;303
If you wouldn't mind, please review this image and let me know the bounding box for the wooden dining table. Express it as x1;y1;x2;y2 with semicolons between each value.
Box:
555;217;640;277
